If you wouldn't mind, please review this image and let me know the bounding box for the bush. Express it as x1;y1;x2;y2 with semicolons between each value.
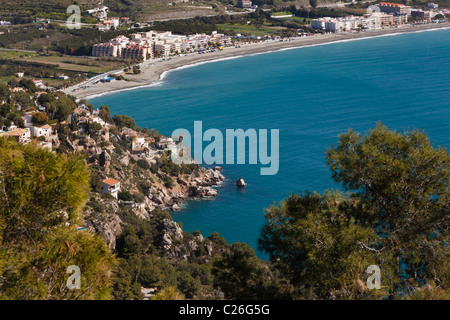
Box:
137;159;150;170
137;180;152;196
163;176;175;189
132;66;141;74
32;112;49;125
118;190;134;202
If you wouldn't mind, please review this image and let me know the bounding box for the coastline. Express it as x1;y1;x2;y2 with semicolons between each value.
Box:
65;23;450;101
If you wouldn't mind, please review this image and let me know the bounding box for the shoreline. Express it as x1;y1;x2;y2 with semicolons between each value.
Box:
64;23;450;101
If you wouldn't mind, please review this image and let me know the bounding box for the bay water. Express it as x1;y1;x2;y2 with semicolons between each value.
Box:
92;28;450;259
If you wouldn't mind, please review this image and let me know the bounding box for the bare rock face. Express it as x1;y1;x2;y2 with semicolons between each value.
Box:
214;290;225;299
133;204;151;220
205;187;218;197
236;178;246;187
152;194;164;205
188;186;217;197
119;155;129;166
157;218;184;252
188;240;198;252
201;168;225;186
205;241;213;256
99;150;111;167
194;234;204;243
86;213;123;249
161;188;169;198
105;199;120;214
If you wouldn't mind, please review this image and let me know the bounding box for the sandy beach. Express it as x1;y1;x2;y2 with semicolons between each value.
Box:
65;22;449;101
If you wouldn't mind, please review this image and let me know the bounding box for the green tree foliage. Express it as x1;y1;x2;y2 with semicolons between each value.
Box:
0;139;116;299
18;78;37;93
99;105;114;124
326;123;449;296
37;93;76;122
87;121;103;136
32;112;49;125
309;0;318;8
12;91;34;109
0;84;10;101
213;242;294;300
259;192;380;299
118;190;134;202
151;286;185;300
113;114;137;130
137;159;150;170
53;96;76;122
132;65;141;74
259;124;449;299
0;101;23;129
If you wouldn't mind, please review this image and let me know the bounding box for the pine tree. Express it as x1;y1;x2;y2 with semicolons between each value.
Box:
0;139;116;299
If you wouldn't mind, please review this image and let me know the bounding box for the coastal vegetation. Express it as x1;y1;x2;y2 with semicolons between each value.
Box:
0;8;449;299
0;139;115;299
0;79;447;300
259;124;449;299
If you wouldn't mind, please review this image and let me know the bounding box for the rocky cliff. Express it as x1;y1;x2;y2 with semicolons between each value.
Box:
71;127;225;250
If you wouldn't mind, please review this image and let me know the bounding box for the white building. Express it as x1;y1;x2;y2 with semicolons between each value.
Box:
30;124;52;137
132;135;149;155
101;178;121;198
87;6;109;15
312;17;360;32
311;12;405;32
154;42;171;57
0;127;31;144
92;36;129;58
92;31;231;59
22;112;34;127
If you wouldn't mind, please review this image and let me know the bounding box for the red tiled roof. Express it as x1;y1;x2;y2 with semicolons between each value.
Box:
2;129;22;136
379;2;405;7
102;178;120;186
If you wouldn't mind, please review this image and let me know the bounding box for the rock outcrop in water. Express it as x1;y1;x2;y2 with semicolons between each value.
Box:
236;178;246;187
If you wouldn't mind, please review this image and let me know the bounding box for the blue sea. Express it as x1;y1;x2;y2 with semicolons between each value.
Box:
91;28;450;259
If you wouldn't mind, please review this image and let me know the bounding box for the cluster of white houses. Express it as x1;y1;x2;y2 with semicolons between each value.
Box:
85;5;125;31
0;112;57;150
69;106;107;134
311;2;445;32
92;31;231;60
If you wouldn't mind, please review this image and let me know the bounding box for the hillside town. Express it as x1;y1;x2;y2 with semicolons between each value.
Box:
0;80;224;215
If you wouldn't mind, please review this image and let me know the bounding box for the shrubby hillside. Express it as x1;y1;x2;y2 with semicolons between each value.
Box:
0;81;448;299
